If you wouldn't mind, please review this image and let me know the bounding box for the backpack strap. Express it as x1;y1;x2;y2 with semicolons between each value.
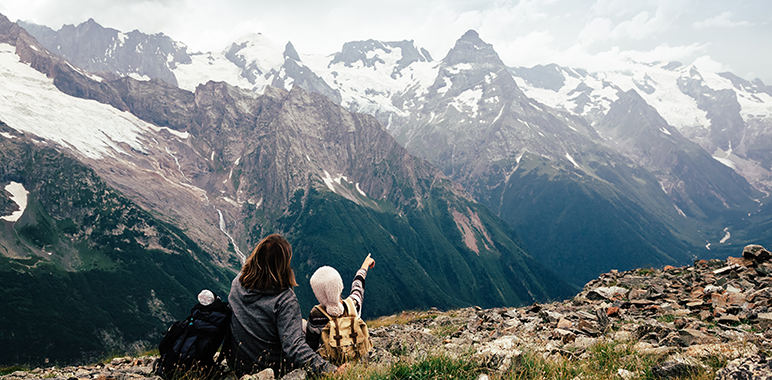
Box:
342;298;359;344
314;304;344;347
313;304;332;319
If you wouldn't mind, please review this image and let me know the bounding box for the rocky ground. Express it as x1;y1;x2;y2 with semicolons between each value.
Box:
4;245;772;380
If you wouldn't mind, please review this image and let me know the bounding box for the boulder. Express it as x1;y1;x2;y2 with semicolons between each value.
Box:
368;346;395;366
586;286;629;301
685;343;757;361
651;358;704;378
617;368;640;380
552;328;576;343
715;354;772;380
474;336;523;373
713;264;743;275
678;329;719;346
743;245;772;263
717;314;741;324
279;369;304;380
703;285;724;294
728;256;755;267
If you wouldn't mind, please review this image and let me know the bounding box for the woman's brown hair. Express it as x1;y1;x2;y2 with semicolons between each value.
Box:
240;234;298;290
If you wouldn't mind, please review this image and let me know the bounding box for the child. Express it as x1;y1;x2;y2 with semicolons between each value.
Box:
305;254;375;356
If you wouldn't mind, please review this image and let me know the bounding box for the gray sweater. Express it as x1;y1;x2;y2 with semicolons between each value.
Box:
227;273;336;377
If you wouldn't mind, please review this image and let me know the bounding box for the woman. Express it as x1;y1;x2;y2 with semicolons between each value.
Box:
227;234;337;377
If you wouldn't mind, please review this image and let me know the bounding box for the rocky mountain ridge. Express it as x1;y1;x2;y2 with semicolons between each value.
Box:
17;19;190;87
596;89;762;222
4;244;771;379
19;18;772;197
510;62;772;194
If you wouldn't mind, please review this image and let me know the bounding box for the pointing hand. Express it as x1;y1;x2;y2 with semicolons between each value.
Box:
362;253;375;269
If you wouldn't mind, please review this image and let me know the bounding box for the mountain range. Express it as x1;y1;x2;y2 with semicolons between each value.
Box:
0;14;578;365
1;14;770;366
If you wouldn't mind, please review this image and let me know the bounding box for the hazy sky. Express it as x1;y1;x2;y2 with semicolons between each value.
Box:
1;0;770;84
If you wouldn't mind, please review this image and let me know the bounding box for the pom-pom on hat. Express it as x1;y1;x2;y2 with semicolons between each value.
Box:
198;289;215;306
310;266;344;316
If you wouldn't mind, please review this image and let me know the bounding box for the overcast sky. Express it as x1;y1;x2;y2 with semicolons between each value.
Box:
1;0;770;84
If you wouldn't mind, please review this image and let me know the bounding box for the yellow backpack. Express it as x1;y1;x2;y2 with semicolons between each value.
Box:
313;298;373;365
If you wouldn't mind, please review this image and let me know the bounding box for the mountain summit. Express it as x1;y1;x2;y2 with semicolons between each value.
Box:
443;29;505;67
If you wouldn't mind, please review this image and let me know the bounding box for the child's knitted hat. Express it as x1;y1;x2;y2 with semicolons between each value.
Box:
310;266;344;316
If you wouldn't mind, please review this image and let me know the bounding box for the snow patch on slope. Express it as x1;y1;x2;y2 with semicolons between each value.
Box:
738;91;772;119
217;209;245;263
356;183;367;197
322;169;337;192
516;63;712;132
0;44;160;159
719;227;731;244
303;47;437;117
174;52;253;92
565;153;580;169
450;88;482;117
713;156;736;170
128;72;151;81
1;182;29;222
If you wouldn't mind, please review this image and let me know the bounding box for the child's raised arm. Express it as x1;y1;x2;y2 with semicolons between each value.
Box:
361;253;375;270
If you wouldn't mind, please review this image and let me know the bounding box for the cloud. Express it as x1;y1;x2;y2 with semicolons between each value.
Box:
555;42;705;73
692;55;730;73
496;30;558;67
500;31;707;76
590;0;647;17
692;11;751;29
622;42;706;63
578;17;614;45
608;0;686;40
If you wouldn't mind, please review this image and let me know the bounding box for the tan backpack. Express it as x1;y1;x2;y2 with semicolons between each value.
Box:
313;298;372;365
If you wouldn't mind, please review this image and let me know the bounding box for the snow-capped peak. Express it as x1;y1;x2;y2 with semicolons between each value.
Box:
225;33;285;74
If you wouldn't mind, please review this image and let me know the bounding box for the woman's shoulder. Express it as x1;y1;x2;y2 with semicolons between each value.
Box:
270;286;296;299
273;287;301;307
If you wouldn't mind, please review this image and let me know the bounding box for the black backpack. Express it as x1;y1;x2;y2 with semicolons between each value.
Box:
154;294;232;379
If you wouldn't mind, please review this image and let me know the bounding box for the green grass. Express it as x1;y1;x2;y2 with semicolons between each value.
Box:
367;310;437;329
0;366;27;376
430;323;463;339
389;356;484;380
505;351;580;380
333;355;485;380
637;268;656;276
656;314;677;323
326;340;721;380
